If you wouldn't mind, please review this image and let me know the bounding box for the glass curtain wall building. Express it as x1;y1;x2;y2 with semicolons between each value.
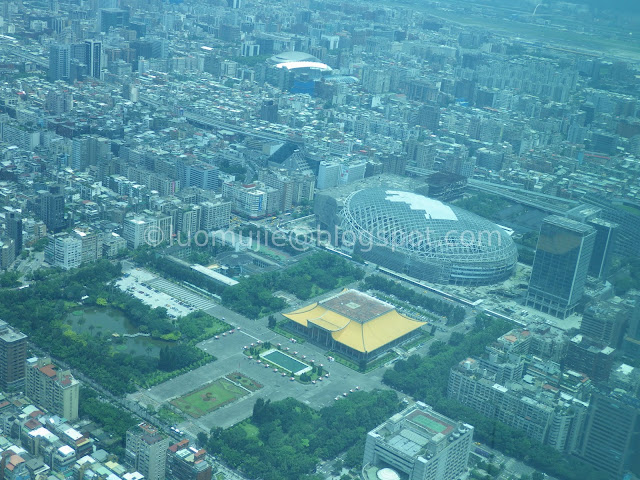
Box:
526;216;596;319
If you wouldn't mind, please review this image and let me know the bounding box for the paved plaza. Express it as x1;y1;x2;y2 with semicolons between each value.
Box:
129;305;387;436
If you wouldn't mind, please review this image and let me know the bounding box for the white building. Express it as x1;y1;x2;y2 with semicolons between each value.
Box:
200;200;231;231
222;182;268;219
363;402;473;480
123;214;172;249
44;233;82;270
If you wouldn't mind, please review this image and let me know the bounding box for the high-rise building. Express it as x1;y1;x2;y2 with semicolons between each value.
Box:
0;320;27;391
123;215;173;249
0;238;15;269
126;423;170;480
177;160;220;192
363;402;473;480
222;182;268;219
416;103;441;131
566;204;617;279
99;8;129;33
40;185;66;233
44;233;82;270
6;213;23;256
72;227;103;264
576;390;640;480
565;334;615;384
581;300;629;348
85;40;102;79
25;357;80;420
199;200;231;231
622;293;640;360
586;218;618;279
48;44;70;82
447;356;589;452
166;440;212;480
526;216;596;319
260;100;278;123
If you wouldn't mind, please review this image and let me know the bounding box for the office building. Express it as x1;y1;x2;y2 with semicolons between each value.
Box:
44;233;82;270
0;238;15;270
565;334;615;384
586;218;618;279
222;182;268;219
422;172;467;202
123;214;173;249
576;390;640;480
25;357;80;421
622;293;640;360
99;8;129;33
166;440;212;480
6;212;22;256
126;423;170;480
72;227;103;264
316;160;366;189
526;216;596;319
199;200;231;231
0;320;27;391
40;186;66;233
260;100;278;123
177;159;220;192
581;300;629;347
48;44;70;82
363;401;473;480
566;204;617;279
85;40;102;79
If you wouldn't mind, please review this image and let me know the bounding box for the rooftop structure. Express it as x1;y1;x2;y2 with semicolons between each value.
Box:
363;401;473;480
283;289;425;361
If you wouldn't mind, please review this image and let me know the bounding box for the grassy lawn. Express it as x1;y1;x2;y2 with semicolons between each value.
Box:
240;421;261;441
171;378;248;418
225;372;263;392
157;406;185;424
201;318;233;339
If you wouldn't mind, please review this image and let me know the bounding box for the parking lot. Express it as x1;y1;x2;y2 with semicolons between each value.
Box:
147;278;217;311
116;265;198;318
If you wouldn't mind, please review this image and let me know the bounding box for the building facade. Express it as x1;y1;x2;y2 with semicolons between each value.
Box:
126;423;170;480
0;321;27;391
25;357;80;421
526;216;596;318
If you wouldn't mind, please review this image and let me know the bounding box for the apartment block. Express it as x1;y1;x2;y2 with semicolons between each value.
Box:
25;357;80;421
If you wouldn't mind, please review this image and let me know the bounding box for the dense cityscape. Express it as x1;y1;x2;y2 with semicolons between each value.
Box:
0;0;637;479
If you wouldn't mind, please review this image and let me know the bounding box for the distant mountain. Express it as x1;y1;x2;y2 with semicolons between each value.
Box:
561;0;640;14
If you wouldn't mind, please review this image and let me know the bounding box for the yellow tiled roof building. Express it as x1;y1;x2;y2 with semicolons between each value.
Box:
283;289;425;362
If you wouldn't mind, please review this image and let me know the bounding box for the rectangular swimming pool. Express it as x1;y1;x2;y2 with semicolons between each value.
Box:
261;349;310;375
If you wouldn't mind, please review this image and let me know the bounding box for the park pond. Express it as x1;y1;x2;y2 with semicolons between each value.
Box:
64;307;172;357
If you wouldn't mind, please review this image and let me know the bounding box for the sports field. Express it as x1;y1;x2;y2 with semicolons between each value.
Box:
171;378;248;418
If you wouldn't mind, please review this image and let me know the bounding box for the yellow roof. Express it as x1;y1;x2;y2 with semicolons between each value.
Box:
283;302;425;353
